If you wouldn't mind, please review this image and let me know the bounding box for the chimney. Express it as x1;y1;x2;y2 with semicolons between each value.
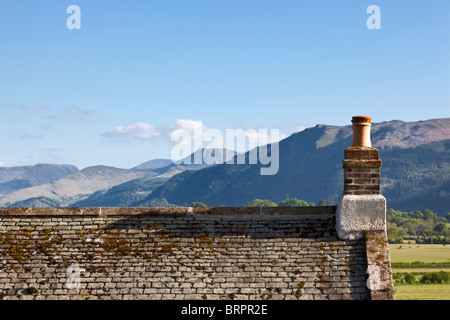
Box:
351;115;372;147
336;116;386;240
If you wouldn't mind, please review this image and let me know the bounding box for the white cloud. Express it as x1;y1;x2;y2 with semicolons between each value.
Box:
223;128;288;153
44;115;58;120
40;148;64;153
170;119;209;143
18;134;44;140
62;106;101;123
82;116;100;123
100;119;290;153
63;106;90;115
174;119;206;131
99;119;206;143
34;105;49;110
1;104;28;110
99;122;160;141
0;161;5;167
294;126;306;133
2;104;49;111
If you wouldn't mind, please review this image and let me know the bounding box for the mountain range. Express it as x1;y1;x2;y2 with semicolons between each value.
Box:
135;118;450;216
0;148;237;208
0;164;78;196
0;118;448;216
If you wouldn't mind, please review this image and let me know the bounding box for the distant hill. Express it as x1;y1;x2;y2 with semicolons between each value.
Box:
134;118;450;216
132;159;173;171
6;196;62;208
0;165;157;207
370;118;450;149
1;149;236;208
70;148;238;207
0;164;78;196
132;148;238;172
69;177;168;207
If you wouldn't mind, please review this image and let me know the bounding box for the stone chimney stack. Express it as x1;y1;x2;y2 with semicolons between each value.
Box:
336;116;386;240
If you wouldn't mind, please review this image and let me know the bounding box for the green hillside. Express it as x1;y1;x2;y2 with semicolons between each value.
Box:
70;177;168;207
6;196;62;208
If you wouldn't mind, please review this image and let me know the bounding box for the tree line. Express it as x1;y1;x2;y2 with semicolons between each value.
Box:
191;197;334;208
387;208;450;244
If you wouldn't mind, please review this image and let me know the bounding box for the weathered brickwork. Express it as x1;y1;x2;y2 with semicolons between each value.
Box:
343;147;382;195
0;207;373;300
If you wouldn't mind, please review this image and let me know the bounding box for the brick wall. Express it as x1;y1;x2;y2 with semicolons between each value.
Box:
343;147;382;195
0;207;375;300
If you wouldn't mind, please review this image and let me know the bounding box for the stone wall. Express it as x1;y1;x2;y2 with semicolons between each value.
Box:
0;207;392;300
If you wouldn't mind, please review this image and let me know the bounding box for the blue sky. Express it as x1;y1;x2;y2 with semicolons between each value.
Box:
0;0;449;169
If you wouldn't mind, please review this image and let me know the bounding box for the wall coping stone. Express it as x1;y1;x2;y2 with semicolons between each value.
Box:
0;206;337;218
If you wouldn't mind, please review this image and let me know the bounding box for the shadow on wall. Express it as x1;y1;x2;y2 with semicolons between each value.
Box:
100;206;339;240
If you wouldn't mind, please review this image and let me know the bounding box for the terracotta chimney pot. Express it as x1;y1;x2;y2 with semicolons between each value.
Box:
351;115;372;147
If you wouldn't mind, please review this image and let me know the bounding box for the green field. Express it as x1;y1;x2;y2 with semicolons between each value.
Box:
392;268;450;273
389;244;450;264
395;284;450;300
389;244;450;300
